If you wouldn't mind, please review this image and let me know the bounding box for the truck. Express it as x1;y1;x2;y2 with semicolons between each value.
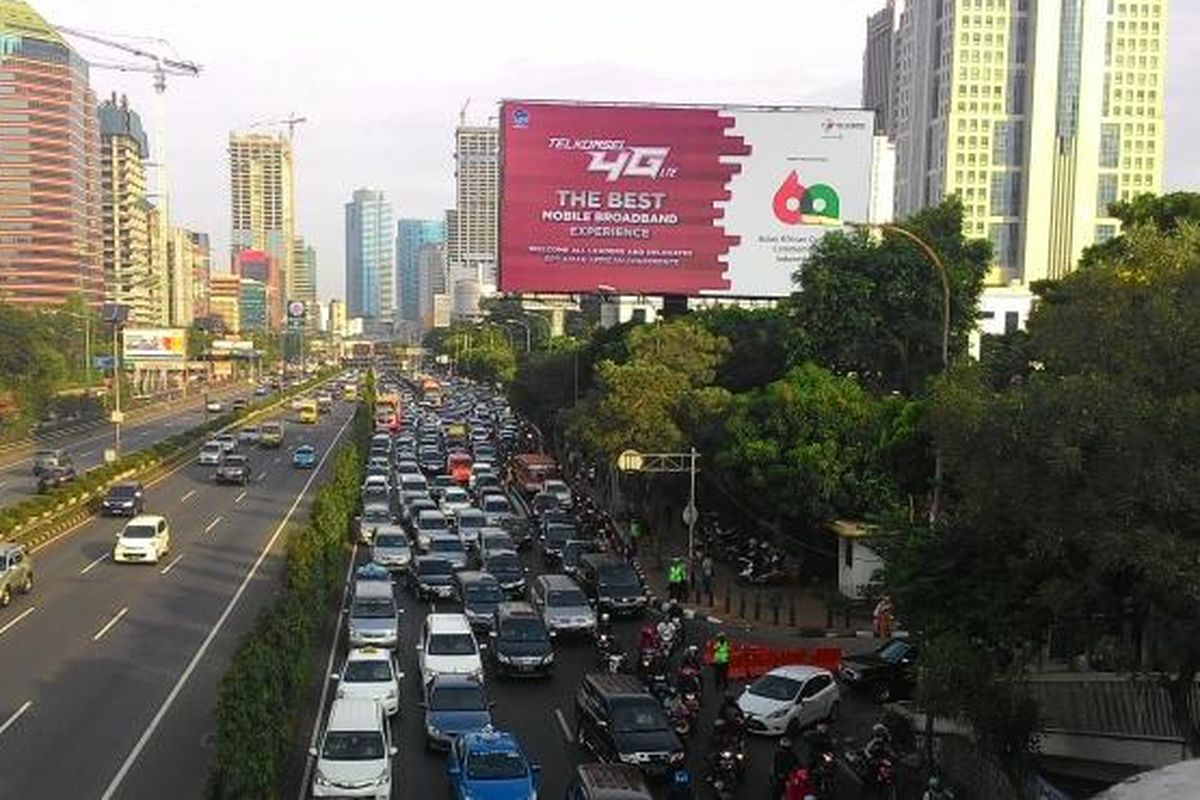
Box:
260;421;285;448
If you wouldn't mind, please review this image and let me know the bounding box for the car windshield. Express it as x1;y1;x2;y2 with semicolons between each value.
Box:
444;489;468;504
428;633;476;655
547;589;587;607
351;598;396;619
465;584;503;604
374;534;407;548
419;559;452;577
321;731;384;761
343;660;392;683
203;443;221;452
598;567;641;589
611;700;668;733
224;456;246;465
467;750;528;780
501;618;549;642
108;485;138;498
296;447;314;455
458;514;484;529
429;685;486;711
487;555;519;573
879;640;912;663
483;536;513;552
431;539;463;554
419;515;449;531
748;674;803;701
483;498;509;512
121;524;157;539
363;508;390;522
545;525;574;541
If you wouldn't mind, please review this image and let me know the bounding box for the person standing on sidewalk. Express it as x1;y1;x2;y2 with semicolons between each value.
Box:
667;557;687;603
700;554;715;601
712;632;731;691
873;594;895;639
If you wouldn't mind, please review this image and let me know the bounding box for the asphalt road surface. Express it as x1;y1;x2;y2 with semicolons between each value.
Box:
300;498;885;800
0;381;258;510
0;395;356;799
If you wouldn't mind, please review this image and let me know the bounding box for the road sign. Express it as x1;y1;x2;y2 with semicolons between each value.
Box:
682;503;698;529
110;411;125;424
616;449;644;472
103;449;116;464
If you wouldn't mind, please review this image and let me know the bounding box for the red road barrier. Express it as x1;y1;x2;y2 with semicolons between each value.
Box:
704;638;842;681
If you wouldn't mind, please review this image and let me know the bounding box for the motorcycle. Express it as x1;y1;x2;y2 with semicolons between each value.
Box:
657;616;683;654
809;747;836;797
843;747;897;800
662;689;696;738
707;749;740;800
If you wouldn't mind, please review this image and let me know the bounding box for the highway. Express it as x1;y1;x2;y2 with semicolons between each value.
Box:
0;395;356;799
0;380;257;510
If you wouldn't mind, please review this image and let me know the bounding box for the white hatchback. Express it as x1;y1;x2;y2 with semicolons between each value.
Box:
736;664;840;736
417;613;483;685
333;647;403;717
310;697;395;799
113;514;171;564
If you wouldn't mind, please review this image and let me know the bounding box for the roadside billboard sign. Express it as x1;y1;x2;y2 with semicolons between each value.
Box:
499;101;873;297
122;328;187;362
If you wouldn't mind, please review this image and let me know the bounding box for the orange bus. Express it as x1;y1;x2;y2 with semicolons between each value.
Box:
447;451;474;485
509;453;559;496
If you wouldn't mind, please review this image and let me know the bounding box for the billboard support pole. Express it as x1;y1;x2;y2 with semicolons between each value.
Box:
113;323;122;458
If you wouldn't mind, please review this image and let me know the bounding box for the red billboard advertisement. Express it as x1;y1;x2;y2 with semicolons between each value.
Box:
499;101;874;297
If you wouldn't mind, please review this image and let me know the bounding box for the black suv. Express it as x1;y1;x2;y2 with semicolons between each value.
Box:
101;482;145;516
36;463;77;493
575;673;684;778
839;637;919;702
566;764;653;800
488;602;554;678
412;555;456;601
578;553;647;616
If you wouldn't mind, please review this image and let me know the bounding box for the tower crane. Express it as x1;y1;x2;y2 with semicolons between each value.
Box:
53;26;201;93
248;114;308;140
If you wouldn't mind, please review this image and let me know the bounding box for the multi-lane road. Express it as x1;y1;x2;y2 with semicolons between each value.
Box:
0;381;254;510
0;395;356;799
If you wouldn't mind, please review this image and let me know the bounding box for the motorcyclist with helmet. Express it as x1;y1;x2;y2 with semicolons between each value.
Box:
771;736;800;799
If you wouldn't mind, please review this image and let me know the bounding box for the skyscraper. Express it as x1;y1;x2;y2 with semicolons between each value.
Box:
417;242;448;329
232;249;280;329
344;189;394;321
189;231;211;320
229;132;295;327
868;0;1167;288
98;94;154;323
453;126;499;285
291;235;317;307
862;1;901;136
208;273;241;334
0;1;102;306
396;219;446;323
166;225;207;327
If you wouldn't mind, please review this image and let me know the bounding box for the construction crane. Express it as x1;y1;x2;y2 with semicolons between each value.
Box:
248;114;308;140
53;26;201;93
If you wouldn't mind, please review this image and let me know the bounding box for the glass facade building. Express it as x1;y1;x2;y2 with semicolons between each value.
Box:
344;189;393;321
395;218;445;323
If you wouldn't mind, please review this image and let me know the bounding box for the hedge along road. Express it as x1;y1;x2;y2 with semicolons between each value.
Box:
0;396;356;799
0;380;262;511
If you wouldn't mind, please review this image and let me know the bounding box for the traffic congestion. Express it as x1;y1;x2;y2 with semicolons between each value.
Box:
303;373;910;800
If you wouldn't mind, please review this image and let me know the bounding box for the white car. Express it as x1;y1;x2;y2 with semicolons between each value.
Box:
736;664;840;736
310;697;395;799
439;486;472;518
198;440;224;466
543;479;573;508
112;514;171;564
205;400;223;413
361;474;391;499
332;647;403;717
214;433;237;453
417;613;483;685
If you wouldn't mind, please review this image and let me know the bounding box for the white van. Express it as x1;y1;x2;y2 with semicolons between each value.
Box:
310;697;395;798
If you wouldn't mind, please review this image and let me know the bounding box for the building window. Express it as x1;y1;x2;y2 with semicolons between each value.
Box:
990;222;1021;270
1097;173;1119;216
1005;311;1020;334
1099;123;1121;168
1095;224;1118;243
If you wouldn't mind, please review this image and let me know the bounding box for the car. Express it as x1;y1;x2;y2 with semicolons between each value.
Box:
112;514;171;564
214;453;252;485
395;459;423;477
439;486;473;518
347;581;400;649
0;543;34;608
198;440;224;466
488;602;554;678
579;553;648;616
205;399;224;413
360;474;391;502
36;463;77;493
483;550;528;598
214;433;238;452
428;534;469;571
479;529;518;561
420;449;446;473
357;501;393;544
565;763;653;800
447;729;540;800
414;509;451;552
422;674;493;750
481;494;514;527
500;517;536;551
237;425;261;445
332;647;402;717
398;473;429;497
32;449;68;476
101;482;145;516
260;421;285;448
254;385;269;396
454;508;487;550
541;520;577;563
418;612;484;684
543;478;573;508
839;638;919;703
455;571;504;631
529;491;560;519
531;574;596;636
736;664;840;736
292;444;318;469
574;673;685;778
429;474;457;502
370;527;412;572
309;697;395;799
355;561;395;592
412;555;457;601
562;539;602;578
231;398;248;411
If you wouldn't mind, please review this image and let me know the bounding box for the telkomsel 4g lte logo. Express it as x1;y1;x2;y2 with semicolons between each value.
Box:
771;171;841;225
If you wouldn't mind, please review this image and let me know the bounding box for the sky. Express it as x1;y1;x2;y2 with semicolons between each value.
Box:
31;0;1200;302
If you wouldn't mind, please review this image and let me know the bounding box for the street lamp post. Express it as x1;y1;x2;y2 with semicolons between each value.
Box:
845;221;951;520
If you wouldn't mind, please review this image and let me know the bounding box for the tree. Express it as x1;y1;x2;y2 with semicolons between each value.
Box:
792;199;990;395
697;306;798;392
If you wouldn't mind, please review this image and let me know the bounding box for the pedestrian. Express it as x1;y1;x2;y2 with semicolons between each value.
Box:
628;518;641;557
701;553;715;601
873;594;895;639
668;557;687;603
712;631;731;692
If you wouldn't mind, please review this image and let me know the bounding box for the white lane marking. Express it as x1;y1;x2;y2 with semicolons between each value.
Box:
297;542;359;800
0;701;33;737
204;516;223;534
79;449;95;458
180;490;197;502
100;410;354;800
257;471;267;482
92;606;129;642
80;552;109;575
160;554;184;575
554;707;574;743
234;490;247;504
0;606;36;637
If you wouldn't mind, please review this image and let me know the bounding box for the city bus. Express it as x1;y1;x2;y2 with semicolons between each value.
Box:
297;399;319;424
419;377;443;407
509;453;559;496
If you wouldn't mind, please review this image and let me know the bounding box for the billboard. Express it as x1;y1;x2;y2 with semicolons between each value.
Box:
122;328;187;361
499;101;874;297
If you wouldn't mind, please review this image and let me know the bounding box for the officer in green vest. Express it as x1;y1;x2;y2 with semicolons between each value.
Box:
668;556;687;602
712;631;731;691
